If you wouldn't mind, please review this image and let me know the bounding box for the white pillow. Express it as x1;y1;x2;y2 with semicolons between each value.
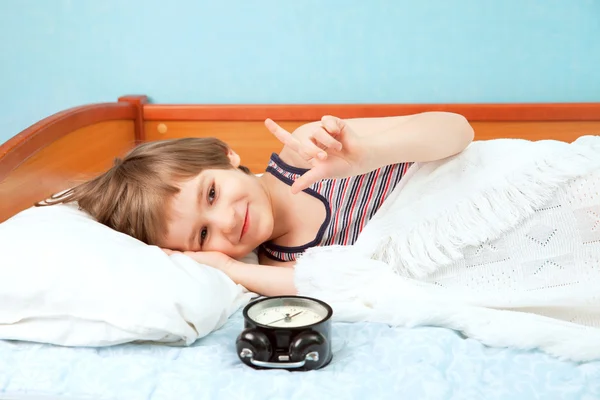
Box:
0;203;255;347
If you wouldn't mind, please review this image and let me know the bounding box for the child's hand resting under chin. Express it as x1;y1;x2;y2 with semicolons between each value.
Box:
162;248;234;276
265;116;375;194
162;248;297;296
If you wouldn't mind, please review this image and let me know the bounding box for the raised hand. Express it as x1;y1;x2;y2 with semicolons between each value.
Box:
265;116;370;194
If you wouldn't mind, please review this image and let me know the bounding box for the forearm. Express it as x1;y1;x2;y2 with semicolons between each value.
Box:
295;112;473;168
225;260;298;297
363;112;474;167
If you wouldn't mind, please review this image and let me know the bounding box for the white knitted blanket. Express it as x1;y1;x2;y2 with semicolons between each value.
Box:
294;135;600;362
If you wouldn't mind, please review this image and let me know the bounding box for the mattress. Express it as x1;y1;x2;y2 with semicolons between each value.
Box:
0;309;599;400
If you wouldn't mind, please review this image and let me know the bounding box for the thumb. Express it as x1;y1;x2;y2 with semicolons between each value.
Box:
291;167;327;194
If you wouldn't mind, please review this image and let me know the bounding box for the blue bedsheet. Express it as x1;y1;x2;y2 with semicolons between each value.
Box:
0;309;599;400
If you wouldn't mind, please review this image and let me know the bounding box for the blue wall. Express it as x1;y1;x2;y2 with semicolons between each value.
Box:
1;0;599;144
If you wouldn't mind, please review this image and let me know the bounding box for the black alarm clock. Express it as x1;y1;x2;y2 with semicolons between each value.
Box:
235;295;333;371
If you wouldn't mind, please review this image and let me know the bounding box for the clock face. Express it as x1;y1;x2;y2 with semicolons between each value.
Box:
246;297;331;328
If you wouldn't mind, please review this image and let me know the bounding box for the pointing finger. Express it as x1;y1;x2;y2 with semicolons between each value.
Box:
265;119;301;152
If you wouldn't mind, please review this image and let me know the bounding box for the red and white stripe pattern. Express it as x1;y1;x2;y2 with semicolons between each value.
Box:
261;153;412;262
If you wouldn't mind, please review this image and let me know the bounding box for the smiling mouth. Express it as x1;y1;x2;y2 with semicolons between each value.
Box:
240;205;249;240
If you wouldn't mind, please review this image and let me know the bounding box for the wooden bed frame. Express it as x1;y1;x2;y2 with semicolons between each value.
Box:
1;94;600;222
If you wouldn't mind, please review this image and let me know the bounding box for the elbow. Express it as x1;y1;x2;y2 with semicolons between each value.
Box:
456;113;475;150
444;113;474;155
426;112;474;159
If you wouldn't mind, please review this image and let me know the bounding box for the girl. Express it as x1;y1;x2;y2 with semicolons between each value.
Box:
42;112;474;296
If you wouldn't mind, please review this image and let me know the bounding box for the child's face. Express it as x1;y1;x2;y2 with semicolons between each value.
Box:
160;167;274;259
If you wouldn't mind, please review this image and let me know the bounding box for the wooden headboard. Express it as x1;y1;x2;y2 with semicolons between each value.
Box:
1;94;600;222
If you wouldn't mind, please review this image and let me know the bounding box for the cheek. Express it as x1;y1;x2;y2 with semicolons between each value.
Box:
163;224;193;251
160;233;185;252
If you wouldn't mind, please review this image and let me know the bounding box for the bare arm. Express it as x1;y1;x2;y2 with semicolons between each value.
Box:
168;249;298;297
221;113;473;295
356;112;474;165
224;257;297;297
281;112;474;169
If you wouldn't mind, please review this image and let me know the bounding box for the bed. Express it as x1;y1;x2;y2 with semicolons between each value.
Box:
1;96;600;399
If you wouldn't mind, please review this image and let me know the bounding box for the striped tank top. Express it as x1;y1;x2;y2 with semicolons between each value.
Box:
260;153;412;262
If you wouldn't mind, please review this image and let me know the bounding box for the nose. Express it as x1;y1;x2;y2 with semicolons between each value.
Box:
210;206;237;235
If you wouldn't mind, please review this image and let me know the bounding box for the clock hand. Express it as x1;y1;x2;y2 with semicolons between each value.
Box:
267;311;303;325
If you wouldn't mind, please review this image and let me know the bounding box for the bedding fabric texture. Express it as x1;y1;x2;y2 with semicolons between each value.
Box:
0;308;599;400
294;135;600;362
0;203;255;347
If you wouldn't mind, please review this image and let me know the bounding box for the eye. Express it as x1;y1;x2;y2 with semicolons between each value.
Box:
200;227;208;245
208;184;216;204
199;183;215;247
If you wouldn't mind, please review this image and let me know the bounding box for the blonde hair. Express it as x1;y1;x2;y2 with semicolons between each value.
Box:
38;137;250;245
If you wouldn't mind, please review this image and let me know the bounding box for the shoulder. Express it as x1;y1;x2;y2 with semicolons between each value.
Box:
278;146;312;169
